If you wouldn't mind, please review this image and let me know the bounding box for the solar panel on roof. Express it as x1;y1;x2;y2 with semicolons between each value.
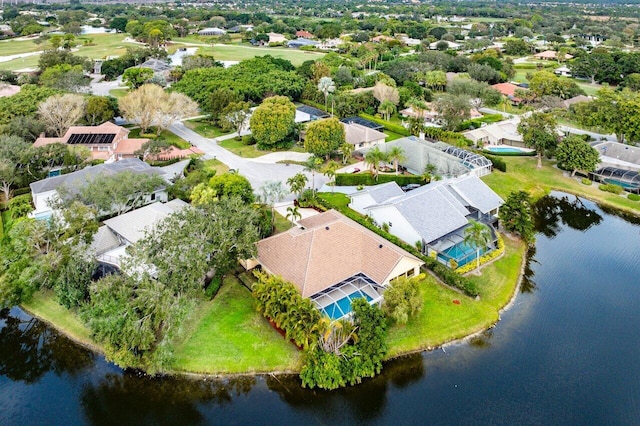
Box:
68;133;116;145
340;116;384;130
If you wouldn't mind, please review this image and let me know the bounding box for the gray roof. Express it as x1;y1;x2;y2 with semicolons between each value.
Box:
30;158;165;195
157;159;190;182
91;225;121;255
446;174;504;214
103;199;188;244
352;182;404;204
137;58;171;72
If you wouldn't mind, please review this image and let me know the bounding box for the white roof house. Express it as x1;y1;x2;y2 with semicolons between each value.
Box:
429;40;462;50
94;199;188;267
343;122;387;149
463;118;524;147
350;175;503;265
198;27;227;36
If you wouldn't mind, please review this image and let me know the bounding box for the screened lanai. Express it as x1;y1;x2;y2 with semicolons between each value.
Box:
433;143;493;177
591;167;640;193
310;273;384;320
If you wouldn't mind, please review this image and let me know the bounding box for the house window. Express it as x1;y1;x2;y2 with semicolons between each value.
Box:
150;193;156;201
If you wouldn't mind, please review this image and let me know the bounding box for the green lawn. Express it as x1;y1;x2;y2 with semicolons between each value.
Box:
171;276;302;374
202;158;229;176
481;156;640;214
273;211;293;234
218;138;306;158
195;44;325;67
386;237;525;357
183;119;232;138
128;127;190;149
21;291;100;351
385;130;406;142
108;88;129;99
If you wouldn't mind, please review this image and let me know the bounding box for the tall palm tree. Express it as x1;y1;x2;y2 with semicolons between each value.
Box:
340;142;354;164
304;156;323;193
287;172;308;199
260;180;288;233
365;147;387;181
317;77;336;112
463;220;492;274
387;146;406;175
323;160;339;192
378;100;396;121
286;205;302;225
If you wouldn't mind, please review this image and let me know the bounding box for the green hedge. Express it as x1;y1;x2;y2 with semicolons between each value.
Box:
358;113;410;136
422;126;473;147
599;183;624;194
628;193;640;201
315;193;479;297
483;154;507;172
457;114;504;131
335;173;423;186
481;149;536;157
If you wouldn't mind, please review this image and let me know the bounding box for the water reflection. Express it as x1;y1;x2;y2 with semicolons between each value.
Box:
469;329;494;349
520;245;538;294
533;193;602;238
0;308;94;383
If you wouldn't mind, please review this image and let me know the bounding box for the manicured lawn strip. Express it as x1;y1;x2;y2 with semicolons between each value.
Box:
183;119;232;138
317;192;350;209
202;158;229;175
21;291;101;351
0;55;39;71
386;237;526;357
128;127;191;149
195;44;325;67
108;88;129;99
273;211;293;234
218;138;266;158
385;130;405;142
481;156;640;214
171;276;302;374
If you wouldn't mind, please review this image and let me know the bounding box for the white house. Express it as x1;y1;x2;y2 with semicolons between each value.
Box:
350;175;503;267
349;182;405;215
198;27;227;36
554;66;572;77
463;118;524;147
29;158;168;220
429;40;462;50
343;122;386;149
93;199;188;268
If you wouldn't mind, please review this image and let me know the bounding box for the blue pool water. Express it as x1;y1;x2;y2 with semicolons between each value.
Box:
321;290;372;319
485;146;525;153
604;178;639;191
438;241;485;267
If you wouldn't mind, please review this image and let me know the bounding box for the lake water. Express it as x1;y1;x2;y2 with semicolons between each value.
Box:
2;192;640;425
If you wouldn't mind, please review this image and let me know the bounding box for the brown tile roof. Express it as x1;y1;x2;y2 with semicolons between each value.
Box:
257;210;422;297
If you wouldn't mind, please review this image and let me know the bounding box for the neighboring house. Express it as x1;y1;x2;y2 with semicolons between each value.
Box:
562;95;592;109
255;210;424;319
318;38;345;50
366;136;493;177
554;65;572;77
349;182;405;214
491;82;526;105
93;199;188;268
287;37;318;48
340;116;384;131
372;35;395;43
352;175;503;268
400;104;482;125
429;40;462;50
463;118;524;147
343;121;387;149
33;122;149;163
268;32;287;44
295;30;314;39
130;58;172;80
198;27;227;36
399;35;421;46
29;158;168;220
297;105;330;121
534;50;573;61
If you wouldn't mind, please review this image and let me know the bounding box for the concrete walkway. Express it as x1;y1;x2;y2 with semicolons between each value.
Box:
168;122;327;199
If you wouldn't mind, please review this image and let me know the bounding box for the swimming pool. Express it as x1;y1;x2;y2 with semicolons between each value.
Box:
320;290;372;320
438;241;485;267
604;178;640;191
484;146;528;154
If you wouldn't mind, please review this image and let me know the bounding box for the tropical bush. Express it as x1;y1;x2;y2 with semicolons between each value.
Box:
335;173;423;186
599;183;624;194
483;154;507;172
581;178;592;186
382;275;423;324
628;193;640;201
358;113;410;136
252;272;321;349
499;190;535;243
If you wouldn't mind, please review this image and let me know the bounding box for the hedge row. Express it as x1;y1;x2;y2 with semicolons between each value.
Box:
481;149;536;157
335;173;423;186
315;194;479;297
457;114;504;131
483;154;507;172
422;126;474;147
358;113;411;136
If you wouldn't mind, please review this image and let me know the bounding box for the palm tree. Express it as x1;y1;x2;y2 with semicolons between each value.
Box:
287;172;308;199
340;142;354;164
286;205;302;225
317;77;336;112
365;147;387;181
387;146;406;175
260;180;289;233
323;160;339;192
304;156;323;193
463;220;492;274
421;163;437;183
378;100;396;121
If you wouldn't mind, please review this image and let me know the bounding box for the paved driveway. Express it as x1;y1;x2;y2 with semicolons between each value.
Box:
169;122;327;199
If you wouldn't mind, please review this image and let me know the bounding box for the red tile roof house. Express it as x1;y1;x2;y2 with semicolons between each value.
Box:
33;122;203;163
295;30;314;39
254;210;424;319
491;82;527;105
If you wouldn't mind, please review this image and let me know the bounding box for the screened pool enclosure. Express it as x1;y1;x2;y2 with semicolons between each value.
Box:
311;273;383;320
590;167;640;193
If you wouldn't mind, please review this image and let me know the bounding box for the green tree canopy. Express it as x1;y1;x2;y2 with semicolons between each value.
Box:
249;96;296;149
499;190;535;244
304;117;345;159
555;135;600;177
517;112;559;168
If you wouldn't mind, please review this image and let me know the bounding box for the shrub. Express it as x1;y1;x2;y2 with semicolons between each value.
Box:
599;183;624;194
335;173;423;186
8;194;33;219
628;193;640;201
455;235;505;275
358;113;410;136
242;135;256;145
484;154;507;172
481;149;536;157
581;178;592;186
382;275;423;324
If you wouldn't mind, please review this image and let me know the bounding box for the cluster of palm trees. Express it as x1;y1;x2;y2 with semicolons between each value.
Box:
364;146;406;180
253;272;321;349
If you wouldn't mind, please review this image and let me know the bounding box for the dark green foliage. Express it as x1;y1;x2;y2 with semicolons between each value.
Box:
54;248;96;309
484;154;507;172
0;85;58;126
168;158;215;201
382;276;423;324
358;113;410;136
421;126;473;147
627;193;640;201
500;191;535;243
5;116;46;143
335;173;422;186
252;272;321;349
8;194;33;219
